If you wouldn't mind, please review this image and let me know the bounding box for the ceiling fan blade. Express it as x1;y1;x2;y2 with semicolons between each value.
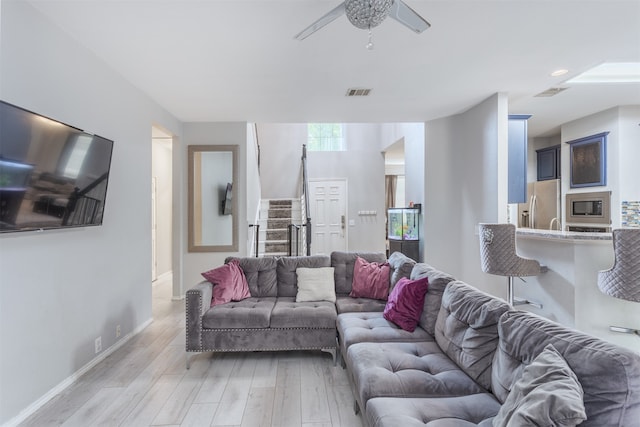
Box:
388;0;431;33
294;2;346;40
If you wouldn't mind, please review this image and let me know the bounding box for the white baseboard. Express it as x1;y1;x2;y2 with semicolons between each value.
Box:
1;318;153;427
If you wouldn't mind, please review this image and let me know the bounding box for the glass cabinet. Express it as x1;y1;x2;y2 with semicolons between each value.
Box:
388;207;420;260
388;207;420;241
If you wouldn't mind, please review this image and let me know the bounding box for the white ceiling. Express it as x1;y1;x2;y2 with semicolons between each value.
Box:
27;0;640;137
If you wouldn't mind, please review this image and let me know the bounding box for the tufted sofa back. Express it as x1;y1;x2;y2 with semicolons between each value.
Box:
276;255;331;297
387;251;416;289
410;263;456;336
228;251;413;299
225;256;278;297
493;310;640;427
330;251;388;295
435;280;511;391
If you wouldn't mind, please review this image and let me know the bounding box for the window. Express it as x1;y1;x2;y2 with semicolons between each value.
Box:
307;123;345;151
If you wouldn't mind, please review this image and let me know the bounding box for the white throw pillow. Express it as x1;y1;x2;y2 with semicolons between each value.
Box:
295;267;336;303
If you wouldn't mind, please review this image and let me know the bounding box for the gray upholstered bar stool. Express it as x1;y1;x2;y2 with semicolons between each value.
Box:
478;223;544;307
598;228;640;336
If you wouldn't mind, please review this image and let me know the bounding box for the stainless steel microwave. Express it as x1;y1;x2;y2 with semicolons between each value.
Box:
565;191;611;230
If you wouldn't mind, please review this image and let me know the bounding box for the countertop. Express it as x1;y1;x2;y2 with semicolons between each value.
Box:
515;227;612;241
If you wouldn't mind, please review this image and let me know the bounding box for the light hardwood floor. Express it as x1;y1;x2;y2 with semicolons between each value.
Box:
20;278;363;427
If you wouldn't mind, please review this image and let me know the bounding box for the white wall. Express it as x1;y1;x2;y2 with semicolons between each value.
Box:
0;1;182;424
614;106;640;220
402;126;426;261
246;123;262;255
180;123;248;291
256;123;306;199
423;93;509;297
152;138;173;278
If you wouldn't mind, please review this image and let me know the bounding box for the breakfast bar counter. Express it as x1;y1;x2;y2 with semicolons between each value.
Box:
513;228;639;353
515;227;612;241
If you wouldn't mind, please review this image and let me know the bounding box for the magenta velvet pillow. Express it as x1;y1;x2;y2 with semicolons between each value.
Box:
383;276;429;332
349;256;391;300
201;259;251;307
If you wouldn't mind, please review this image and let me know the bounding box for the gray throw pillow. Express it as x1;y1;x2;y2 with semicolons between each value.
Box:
493;344;586;427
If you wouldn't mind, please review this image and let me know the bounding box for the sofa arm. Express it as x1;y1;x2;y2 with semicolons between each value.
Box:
185;281;212;351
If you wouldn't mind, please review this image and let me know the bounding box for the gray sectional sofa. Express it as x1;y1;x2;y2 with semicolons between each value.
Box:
184;251;415;367
338;263;640;427
185;251;640;426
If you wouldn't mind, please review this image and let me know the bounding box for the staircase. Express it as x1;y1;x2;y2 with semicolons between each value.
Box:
258;199;302;257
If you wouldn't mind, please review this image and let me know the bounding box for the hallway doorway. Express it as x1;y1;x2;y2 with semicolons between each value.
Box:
151;126;173;285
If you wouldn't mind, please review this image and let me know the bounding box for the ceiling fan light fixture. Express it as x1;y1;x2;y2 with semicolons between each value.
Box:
345;0;393;30
294;0;430;41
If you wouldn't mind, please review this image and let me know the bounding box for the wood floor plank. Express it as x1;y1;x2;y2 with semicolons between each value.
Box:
300;356;332;424
101;344;153;388
251;352;278;388
179;402;218;427
211;353;257;426
151;356;210;425
119;374;183;426
169;328;187;347
271;360;302;427
240;387;275;427
91;345;185;426
59;387;124;427
325;384;363;427
193;353;236;404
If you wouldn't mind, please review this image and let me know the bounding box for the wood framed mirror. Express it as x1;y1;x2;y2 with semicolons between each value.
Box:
188;145;238;252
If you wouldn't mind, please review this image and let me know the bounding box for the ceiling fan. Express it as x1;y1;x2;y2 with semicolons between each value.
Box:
294;0;431;41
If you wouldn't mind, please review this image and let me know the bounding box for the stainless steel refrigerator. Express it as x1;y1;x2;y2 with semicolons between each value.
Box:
518;179;561;230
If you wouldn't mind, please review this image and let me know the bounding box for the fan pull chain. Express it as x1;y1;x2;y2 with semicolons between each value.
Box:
366;28;374;50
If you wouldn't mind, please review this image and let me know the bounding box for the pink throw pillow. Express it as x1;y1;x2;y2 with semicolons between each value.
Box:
350;256;391;300
383;276;429;332
201;259;251;307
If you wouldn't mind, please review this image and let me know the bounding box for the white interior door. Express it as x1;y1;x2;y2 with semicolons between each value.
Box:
309;179;347;255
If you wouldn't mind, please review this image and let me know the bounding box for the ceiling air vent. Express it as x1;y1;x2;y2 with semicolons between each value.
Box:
534;87;568;97
346;88;372;97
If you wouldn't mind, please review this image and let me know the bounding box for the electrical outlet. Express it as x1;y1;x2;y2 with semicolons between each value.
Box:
95;336;102;354
116;325;121;338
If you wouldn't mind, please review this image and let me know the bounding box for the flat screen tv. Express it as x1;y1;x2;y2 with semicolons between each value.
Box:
0;100;114;233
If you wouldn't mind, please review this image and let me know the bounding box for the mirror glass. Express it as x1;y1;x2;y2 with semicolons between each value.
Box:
188;145;238;252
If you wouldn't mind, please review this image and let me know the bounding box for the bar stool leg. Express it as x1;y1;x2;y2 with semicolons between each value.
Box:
508;276;543;309
507;276;515;306
609;326;640;336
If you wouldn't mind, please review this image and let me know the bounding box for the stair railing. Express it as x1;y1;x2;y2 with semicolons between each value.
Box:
62;172;108;226
288;224;301;256
248;224;260;257
301;145;311;256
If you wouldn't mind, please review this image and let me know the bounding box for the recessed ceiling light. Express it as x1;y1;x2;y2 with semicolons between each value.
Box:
567;62;640;83
551;69;568;77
